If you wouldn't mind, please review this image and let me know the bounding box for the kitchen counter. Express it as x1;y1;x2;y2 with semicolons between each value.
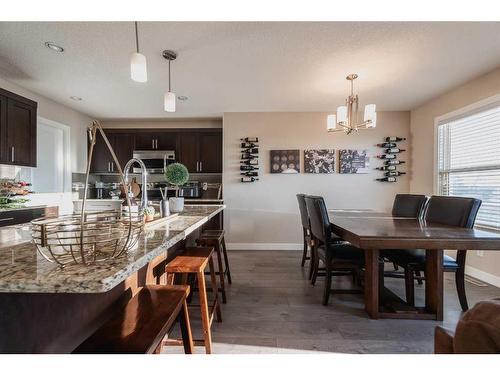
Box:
0;205;47;212
0;204;225;294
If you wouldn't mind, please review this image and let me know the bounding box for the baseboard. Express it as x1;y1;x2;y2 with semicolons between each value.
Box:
227;243;303;251
465;265;500;288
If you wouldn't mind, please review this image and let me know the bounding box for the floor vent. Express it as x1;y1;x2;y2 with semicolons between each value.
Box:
464;275;488;287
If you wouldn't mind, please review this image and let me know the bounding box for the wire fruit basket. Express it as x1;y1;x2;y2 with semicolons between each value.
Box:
31;120;144;267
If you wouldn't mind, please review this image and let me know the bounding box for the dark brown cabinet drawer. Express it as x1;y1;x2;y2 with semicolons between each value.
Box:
0;207;46;227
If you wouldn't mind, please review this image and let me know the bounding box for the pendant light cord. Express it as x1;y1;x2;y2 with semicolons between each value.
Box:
168;59;171;92
134;21;139;53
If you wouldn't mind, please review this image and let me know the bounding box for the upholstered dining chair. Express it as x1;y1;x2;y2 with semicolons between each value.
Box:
383;195;482;311
296;194;312;271
384;194;428;277
305;195;364;306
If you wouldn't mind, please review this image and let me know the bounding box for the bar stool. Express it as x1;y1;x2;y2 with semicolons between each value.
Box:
166;247;222;354
196;229;232;304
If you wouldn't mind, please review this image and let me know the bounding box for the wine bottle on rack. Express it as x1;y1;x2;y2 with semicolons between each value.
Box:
385;159;406;166
377;177;397;182
241;142;259;148
376;154;397;160
241;171;258;177
385;171;406;177
376;142;397;148
240;159;259;165
240;137;259;143
376;165;397;171
241;177;259;183
241;148;259;154
241;153;258;160
385;136;406;142
385;147;405;154
240;165;259;171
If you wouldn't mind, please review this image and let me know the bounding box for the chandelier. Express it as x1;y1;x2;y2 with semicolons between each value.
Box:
327;74;376;134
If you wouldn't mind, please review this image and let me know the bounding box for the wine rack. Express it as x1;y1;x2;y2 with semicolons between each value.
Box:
240;137;259;183
375;136;406;182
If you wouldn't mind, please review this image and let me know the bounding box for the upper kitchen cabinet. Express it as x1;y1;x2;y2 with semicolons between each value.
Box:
134;131;177;150
177;130;222;173
89;131;134;173
0;88;37;167
199;132;222;173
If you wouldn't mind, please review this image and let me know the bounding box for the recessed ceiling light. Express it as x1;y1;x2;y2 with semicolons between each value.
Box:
177;96;188;101
70;96;82;101
44;42;64;53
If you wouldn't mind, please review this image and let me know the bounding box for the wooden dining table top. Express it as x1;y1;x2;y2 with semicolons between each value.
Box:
327;210;500;250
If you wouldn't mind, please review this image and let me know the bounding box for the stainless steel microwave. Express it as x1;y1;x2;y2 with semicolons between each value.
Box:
132;150;175;174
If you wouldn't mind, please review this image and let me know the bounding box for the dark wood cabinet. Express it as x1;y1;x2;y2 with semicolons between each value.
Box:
134;132;177;151
0;88;37;167
177;133;199;173
199;132;222;173
88;128;222;174
89;131;134;173
177;130;222;173
0;207;46;228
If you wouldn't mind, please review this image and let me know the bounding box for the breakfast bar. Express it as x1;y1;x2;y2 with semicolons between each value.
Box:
0;204;225;353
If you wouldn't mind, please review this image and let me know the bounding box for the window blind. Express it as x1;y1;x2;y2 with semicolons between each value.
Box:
437;103;500;230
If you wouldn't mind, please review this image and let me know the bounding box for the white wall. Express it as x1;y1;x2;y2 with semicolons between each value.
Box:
223;112;411;249
410;66;500;283
0;76;91;174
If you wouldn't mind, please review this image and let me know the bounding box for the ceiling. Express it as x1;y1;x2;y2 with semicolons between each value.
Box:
0;22;499;119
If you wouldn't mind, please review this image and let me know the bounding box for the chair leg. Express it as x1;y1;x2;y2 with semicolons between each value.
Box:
179;300;194;354
404;267;415;307
415;270;424;285
393;262;399;271
301;235;308;267
311;249;320;286
309;243;316;281
221;237;232;284
322;262;332;306
214;243;227;304
455;269;469;311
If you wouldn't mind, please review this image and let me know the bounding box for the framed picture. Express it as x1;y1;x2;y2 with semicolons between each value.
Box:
304;149;335;173
339;149;370;174
270;150;300;174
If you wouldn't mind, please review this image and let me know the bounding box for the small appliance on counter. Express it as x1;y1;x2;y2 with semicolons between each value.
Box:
178;182;201;198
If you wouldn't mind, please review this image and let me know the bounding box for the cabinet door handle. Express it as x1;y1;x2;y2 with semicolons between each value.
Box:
0;217;14;222
111;162;114;172
152;139;155;149
11;146;15;162
196;161;199;172
199;161;202;172
155;139;158;149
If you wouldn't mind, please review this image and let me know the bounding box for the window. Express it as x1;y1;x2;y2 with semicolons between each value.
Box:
437;102;500;230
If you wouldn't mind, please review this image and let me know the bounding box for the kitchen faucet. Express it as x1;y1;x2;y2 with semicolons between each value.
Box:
123;158;148;212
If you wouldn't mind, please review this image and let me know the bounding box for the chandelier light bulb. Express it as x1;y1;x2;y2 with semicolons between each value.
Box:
164;91;176;112
130;52;147;82
327;114;337;131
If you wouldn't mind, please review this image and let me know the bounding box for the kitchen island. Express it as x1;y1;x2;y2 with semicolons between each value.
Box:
0;204;224;353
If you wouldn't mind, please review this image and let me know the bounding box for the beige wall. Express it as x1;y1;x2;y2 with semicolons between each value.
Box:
101;118;222;129
0;76;92;174
223;112;411;248
409;67;500;282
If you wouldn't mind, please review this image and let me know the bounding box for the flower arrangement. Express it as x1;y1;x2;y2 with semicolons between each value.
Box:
142;206;156;222
164;163;189;196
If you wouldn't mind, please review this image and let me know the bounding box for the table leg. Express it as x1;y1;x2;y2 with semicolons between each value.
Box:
179;300;194;354
364;249;380;319
425;249;444;321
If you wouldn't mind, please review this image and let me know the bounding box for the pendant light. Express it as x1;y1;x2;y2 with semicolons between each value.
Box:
130;22;147;82
163;50;177;112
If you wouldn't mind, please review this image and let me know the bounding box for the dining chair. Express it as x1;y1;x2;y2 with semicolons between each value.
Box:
383;195;482;311
296;194;312;270
304;195;364;306
384;194;428;277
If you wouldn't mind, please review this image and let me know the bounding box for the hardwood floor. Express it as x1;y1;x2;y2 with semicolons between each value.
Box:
163;250;500;354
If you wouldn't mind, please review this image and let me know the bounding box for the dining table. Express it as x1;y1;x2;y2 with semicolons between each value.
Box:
328;209;500;321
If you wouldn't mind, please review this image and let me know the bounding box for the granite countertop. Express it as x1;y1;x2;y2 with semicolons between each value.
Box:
0;204;225;294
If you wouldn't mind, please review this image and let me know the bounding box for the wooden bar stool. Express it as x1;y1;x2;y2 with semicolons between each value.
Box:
73;285;193;354
166;247;222;354
197;229;232;304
